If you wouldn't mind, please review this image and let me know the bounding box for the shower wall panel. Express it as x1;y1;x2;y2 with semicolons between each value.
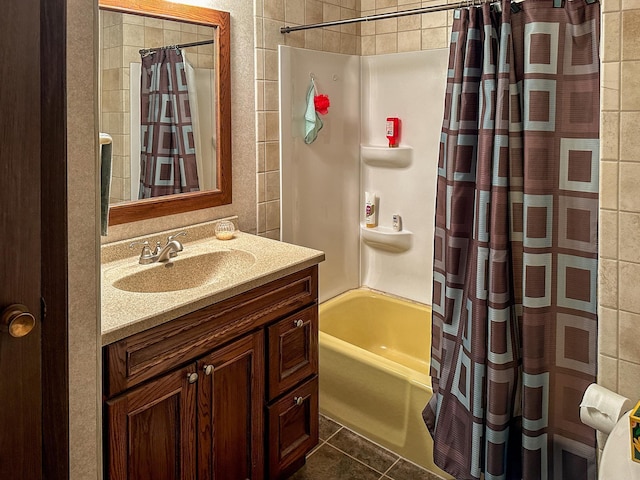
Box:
360;50;448;304
279;46;361;303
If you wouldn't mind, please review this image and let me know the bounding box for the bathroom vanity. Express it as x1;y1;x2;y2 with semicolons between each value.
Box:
101;224;324;479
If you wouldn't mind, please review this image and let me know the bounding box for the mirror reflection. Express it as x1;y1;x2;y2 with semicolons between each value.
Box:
98;0;231;229
100;11;217;205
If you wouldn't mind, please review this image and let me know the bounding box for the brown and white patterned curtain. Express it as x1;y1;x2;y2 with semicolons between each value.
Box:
139;48;200;199
423;0;600;478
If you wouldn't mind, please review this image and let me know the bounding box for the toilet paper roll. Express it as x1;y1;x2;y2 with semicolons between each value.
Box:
580;383;633;435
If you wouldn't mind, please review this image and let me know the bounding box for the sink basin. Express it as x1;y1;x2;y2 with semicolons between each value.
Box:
111;250;256;293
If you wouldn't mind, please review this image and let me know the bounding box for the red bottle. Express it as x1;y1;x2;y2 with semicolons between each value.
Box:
386;117;400;147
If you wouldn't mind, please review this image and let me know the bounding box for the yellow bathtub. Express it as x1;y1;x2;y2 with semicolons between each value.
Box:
319;288;449;477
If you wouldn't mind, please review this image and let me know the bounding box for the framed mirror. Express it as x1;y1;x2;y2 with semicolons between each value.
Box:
99;0;231;227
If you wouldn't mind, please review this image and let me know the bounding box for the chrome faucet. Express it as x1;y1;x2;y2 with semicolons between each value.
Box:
130;231;186;264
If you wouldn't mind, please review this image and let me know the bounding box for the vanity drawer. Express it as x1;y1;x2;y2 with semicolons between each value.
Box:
267;305;318;401
104;266;318;397
267;376;319;479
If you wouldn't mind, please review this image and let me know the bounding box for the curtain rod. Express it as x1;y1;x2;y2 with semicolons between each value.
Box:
280;0;596;34
99;133;112;146
139;39;214;56
280;2;490;34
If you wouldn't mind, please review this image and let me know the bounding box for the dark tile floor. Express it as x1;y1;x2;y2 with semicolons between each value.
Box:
287;415;446;480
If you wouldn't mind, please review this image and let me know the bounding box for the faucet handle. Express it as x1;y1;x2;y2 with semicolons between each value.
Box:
129;240;154;264
167;231;187;243
129;240;150;250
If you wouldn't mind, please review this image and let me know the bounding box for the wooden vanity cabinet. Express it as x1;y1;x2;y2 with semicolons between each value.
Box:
105;364;198;480
267;377;318;478
197;331;265;480
103;266;319;480
266;307;319;478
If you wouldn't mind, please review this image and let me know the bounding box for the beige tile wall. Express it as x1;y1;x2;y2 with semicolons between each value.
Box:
360;0;453;54
100;11;126;203
255;0;361;239
599;0;640;400
100;12;214;204
254;0;454;238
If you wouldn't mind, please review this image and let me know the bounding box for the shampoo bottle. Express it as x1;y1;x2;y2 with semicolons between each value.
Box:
365;192;377;228
386;117;400;147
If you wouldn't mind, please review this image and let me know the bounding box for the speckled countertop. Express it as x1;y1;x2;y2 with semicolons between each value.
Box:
101;219;324;346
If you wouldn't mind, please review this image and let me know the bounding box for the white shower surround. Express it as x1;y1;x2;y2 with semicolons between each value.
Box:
280;46;448;305
279;47;361;303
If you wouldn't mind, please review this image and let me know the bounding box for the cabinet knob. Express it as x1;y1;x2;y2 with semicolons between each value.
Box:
187;372;199;384
1;304;36;338
203;364;214;376
293;396;304;406
293;319;304;328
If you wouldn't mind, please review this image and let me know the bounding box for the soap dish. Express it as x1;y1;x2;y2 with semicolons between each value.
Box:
214;220;236;240
360;225;413;253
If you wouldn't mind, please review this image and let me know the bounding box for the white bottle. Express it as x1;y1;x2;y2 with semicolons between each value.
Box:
392;214;402;232
365;192;377;228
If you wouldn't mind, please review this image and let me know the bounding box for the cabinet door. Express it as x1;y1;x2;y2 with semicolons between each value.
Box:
267;376;319;479
267;306;318;400
198;331;265;480
105;364;197;480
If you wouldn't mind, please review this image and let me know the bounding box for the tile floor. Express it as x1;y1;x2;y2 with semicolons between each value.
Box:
287;415;446;480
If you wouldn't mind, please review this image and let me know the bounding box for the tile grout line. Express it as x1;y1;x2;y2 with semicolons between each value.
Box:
322;424;343;444
305;419;343;459
323;417;397;457
324;421;401;468
314;415;444;480
324;442;393;477
321;416;447;480
321;417;403;477
380;457;401;479
306;439;325;459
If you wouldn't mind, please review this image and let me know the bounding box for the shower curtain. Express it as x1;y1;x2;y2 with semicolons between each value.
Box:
183;50;217;191
139;48;200;199
424;0;600;479
182;51;205;192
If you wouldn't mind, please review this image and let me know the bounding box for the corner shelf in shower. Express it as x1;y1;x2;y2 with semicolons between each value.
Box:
360;145;413;168
361;225;413;253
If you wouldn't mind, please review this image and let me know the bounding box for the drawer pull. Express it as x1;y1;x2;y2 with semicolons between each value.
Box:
293;319;304;328
187;372;199;384
203;364;214;376
294;396;304;406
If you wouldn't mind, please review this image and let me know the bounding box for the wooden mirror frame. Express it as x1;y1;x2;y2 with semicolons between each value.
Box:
99;0;231;226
